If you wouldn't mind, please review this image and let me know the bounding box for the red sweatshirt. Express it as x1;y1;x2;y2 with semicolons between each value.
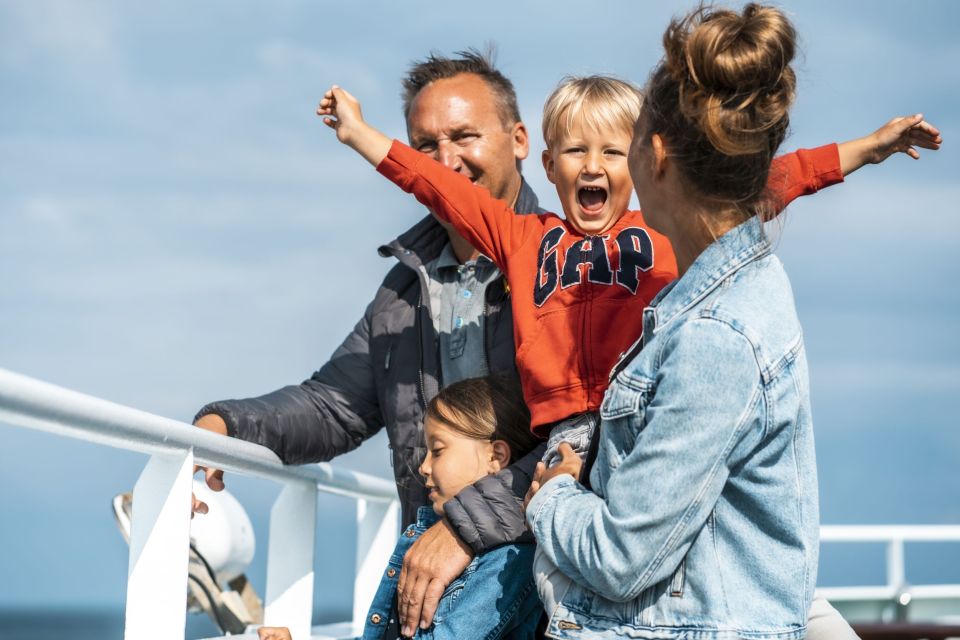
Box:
378;141;843;432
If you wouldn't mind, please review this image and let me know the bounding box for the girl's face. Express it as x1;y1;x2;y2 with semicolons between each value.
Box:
419;416;507;515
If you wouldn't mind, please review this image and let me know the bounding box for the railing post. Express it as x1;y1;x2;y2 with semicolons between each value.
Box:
124;449;194;640
353;499;400;628
265;481;318;640
887;537;907;621
887;537;905;589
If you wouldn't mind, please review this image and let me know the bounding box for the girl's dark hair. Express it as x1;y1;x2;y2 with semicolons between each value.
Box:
425;375;539;463
642;3;797;214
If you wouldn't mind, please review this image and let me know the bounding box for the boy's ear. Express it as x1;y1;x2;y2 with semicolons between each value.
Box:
490;440;511;471
511;121;530;162
542;149;557;185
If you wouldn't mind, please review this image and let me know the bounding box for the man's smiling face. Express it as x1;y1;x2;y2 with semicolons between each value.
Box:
405;73;529;206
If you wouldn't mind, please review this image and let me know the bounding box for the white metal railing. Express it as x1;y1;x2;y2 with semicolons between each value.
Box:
0;368;400;640
818;526;960;623
4;367;960;635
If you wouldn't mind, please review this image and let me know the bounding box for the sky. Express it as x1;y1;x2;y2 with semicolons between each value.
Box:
1;0;958;629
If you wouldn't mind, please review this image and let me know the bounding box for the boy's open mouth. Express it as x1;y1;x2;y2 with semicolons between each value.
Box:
578;186;607;213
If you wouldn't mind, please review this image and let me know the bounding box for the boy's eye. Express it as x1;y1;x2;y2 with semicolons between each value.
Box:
564;147;585;155
604;148;626;157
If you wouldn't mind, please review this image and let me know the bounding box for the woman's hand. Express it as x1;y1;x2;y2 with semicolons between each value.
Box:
524;442;582;510
257;626;292;640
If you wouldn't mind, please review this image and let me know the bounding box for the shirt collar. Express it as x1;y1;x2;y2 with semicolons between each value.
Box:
515;176;546;215
649;216;771;334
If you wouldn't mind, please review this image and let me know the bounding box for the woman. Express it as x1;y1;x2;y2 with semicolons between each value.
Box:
526;4;827;638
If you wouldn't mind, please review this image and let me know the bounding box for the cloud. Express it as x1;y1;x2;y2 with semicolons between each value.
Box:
0;1;122;70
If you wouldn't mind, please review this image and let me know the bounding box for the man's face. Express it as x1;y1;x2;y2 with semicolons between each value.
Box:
406;73;529;205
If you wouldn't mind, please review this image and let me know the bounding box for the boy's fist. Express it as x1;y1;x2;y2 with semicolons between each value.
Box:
317;85;365;145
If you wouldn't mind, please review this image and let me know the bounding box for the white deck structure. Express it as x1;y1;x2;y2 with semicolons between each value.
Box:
2;366;959;638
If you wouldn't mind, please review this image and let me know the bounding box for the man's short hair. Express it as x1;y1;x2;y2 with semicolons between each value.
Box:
401;47;522;130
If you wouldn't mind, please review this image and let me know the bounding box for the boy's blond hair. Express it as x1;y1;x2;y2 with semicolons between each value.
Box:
541;75;643;148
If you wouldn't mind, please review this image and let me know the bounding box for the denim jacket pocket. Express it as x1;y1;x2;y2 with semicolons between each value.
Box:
431;557;481;623
600;373;654;420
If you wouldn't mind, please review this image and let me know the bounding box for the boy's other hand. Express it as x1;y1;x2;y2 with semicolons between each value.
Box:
866;114;942;164
840;113;943;175
317;85;365;146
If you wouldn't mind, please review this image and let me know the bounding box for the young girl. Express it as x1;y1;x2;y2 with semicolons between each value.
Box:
258;374;542;640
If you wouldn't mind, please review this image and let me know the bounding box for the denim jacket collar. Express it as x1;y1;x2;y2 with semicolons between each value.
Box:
647;216;771;338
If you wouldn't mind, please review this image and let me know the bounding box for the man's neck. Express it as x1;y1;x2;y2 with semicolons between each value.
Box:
448;230;481;263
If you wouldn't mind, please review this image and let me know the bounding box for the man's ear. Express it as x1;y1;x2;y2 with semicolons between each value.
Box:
490;440;511;472
511;121;530;161
542;149;557;185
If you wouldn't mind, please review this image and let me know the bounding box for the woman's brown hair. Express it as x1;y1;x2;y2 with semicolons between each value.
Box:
425;375;539;464
642;3;797;215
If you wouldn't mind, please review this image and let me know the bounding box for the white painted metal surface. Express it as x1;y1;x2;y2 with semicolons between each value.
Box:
265;482;319;639
819;525;960;623
125;450;195;639
4;366;960;636
353;499;401;632
0;367;398;640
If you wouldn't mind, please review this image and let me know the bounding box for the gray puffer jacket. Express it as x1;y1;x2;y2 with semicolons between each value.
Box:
196;180;546;552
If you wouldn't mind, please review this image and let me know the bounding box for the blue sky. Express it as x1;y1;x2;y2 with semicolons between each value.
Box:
1;0;958;624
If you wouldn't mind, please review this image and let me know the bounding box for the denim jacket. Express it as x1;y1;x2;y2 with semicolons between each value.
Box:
361;507;541;640
526;217;819;639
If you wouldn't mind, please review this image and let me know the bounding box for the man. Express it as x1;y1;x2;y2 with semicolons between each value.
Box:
192;49;545;636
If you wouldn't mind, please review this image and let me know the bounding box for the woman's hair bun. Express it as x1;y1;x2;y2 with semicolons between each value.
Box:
662;3;797;156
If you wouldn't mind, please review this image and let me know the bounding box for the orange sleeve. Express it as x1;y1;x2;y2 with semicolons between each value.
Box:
765;143;844;219
376;140;543;270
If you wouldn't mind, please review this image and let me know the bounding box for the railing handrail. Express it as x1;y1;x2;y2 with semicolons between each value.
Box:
0;367;396;503
820;525;960;542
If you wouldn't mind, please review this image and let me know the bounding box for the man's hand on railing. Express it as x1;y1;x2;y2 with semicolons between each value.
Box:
257;626;292;640
192;413;229;516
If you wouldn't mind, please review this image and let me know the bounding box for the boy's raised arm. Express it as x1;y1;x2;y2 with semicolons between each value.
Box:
317;85;393;167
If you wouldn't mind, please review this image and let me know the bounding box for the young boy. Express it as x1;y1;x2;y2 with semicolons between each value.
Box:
318;76;938;454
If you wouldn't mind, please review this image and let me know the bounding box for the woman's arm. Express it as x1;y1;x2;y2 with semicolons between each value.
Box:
526;318;764;602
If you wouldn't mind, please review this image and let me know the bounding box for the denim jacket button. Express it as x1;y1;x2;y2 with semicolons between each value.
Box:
386;567;397;578
404;529;415;537
370;613;383;625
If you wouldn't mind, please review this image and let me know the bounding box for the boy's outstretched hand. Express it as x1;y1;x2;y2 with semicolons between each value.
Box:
840;114;942;175
316;85;392;167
